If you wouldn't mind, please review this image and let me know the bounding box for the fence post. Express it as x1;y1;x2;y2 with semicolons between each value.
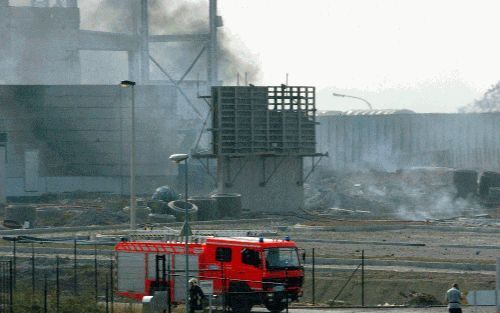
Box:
361;249;365;307
312;247;315;305
9;260;13;313
12;239;16;289
110;256;114;313
56;256;60;313
285;269;289;313
43;273;48;313
222;263;227;313
31;243;35;300
73;239;77;295
105;276;109;313
94;245;98;302
167;255;171;313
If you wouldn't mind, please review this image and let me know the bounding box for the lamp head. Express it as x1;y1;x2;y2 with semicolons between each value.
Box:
332;92;345;97
120;80;136;87
169;153;189;163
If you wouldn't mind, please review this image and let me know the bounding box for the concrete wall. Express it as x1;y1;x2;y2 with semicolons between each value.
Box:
0;85;182;197
219;156;304;212
317;113;500;172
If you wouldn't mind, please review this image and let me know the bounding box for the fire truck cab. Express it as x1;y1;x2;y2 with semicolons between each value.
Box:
115;236;304;313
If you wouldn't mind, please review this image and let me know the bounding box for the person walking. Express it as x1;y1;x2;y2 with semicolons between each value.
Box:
189;278;205;313
445;283;463;313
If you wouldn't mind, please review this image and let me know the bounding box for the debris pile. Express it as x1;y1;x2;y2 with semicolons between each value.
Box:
305;167;493;221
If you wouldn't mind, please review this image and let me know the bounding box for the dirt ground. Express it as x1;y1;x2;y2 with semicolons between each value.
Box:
1;193;498;308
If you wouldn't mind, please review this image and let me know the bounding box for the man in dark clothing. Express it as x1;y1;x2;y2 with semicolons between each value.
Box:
189;278;205;312
445;283;463;313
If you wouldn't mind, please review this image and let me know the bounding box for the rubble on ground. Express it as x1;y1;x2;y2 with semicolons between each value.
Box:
305;167;496;221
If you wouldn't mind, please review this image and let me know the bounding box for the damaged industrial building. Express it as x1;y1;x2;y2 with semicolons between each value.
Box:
0;0;499;217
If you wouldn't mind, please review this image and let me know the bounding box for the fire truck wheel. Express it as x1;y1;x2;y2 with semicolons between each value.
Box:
228;282;253;313
230;296;252;313
264;302;286;313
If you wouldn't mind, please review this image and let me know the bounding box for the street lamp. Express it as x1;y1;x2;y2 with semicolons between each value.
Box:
120;80;137;230
332;92;373;110
169;153;190;313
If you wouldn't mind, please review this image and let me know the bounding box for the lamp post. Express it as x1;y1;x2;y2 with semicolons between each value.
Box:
169;153;190;313
332;92;373;110
120;80;137;230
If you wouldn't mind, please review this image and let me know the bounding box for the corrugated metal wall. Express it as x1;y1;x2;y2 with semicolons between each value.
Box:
317;113;500;171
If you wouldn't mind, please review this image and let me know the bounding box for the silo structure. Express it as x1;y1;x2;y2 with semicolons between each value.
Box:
195;86;325;213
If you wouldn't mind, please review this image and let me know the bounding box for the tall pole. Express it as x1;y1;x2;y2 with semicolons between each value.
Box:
184;158;189;313
361;250;365;307
207;0;218;88
130;85;137;230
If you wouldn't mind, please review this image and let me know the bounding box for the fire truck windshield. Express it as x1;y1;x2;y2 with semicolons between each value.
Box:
264;248;300;269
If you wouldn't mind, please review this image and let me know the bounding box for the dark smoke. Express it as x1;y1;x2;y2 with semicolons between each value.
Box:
459;81;500;112
80;0;261;83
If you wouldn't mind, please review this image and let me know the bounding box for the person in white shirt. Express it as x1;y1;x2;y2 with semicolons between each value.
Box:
445;283;463;313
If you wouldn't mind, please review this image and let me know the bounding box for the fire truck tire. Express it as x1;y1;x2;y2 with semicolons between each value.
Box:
230;296;252;313
228;282;253;313
264;303;286;313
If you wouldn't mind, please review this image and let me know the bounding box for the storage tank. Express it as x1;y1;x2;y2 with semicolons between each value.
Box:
4;205;36;228
188;196;217;221
210;193;242;218
453;170;478;198
167;200;198;222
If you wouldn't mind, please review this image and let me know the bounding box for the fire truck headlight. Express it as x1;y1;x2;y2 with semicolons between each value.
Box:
267;293;274;298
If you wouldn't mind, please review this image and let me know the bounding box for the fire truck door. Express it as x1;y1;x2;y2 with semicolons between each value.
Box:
173;254;199;302
239;248;262;288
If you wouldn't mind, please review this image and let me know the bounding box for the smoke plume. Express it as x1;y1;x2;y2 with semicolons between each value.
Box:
79;0;261;84
459;81;500;112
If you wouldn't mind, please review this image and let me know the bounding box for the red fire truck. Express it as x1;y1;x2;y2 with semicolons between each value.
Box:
115;236;304;313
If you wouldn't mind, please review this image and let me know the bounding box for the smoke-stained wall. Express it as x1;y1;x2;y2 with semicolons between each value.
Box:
317;113;500;172
0;85;179;196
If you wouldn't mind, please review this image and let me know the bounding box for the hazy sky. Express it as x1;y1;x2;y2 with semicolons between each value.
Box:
18;0;499;113
218;0;500;112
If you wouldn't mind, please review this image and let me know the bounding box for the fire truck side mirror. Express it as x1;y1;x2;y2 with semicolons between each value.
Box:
302;251;306;262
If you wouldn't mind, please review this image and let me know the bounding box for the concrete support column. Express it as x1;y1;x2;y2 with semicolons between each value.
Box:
24;150;39;192
139;0;149;84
